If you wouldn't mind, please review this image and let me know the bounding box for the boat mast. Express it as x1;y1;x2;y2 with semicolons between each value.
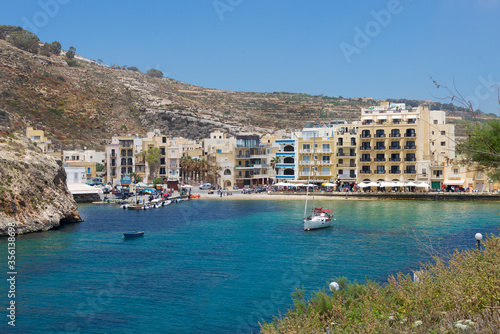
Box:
311;134;315;212
303;133;315;219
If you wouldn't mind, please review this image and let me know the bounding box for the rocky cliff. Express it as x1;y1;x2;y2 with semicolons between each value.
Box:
0;131;82;236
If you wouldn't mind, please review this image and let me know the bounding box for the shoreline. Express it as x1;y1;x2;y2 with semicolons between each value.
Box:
190;190;500;201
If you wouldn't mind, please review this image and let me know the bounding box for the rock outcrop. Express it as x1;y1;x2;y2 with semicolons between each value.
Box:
0;132;82;236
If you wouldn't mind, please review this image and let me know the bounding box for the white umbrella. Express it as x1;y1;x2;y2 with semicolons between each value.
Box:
367;182;379;187
180;185;193;188
417;182;430;188
306;184;317;188
380;182;391;188
392;181;405;187
357;182;370;188
405;181;418;187
293;183;308;187
274;182;290;186
322;183;337;187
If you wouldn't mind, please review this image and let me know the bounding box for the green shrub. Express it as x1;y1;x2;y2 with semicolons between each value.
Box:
261;235;500;333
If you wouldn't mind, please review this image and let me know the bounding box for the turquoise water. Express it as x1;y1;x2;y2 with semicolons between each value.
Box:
1;199;499;333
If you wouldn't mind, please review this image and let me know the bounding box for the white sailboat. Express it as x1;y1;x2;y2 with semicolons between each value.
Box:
303;134;334;231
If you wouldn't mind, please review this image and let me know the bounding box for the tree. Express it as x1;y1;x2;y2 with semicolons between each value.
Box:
9;30;39;54
270;156;280;179
51;41;61;55
432;77;500;179
0;25;23;40
66;46;76;59
209;165;222;187
127;66;140;72
97;59;103;64
40;43;52;57
147;68;163;78
143;147;162;182
130;172;143;183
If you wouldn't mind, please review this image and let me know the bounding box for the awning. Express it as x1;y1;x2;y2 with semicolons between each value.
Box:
392;115;402;119
362;116;373;120
68;184;104;195
444;180;465;186
377;116;387;120
407;115;417;119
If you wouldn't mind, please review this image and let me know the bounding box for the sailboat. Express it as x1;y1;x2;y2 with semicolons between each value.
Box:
303;134;334;231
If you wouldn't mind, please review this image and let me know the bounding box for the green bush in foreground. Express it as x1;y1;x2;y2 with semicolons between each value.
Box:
261;234;500;333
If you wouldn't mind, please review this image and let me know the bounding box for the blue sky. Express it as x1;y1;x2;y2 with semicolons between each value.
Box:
2;0;500;114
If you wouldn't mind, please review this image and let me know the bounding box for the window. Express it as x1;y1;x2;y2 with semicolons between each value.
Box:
377;166;385;173
432;131;434;135
434;170;443;177
302;144;310;152
302;167;310;174
160;167;166;175
322;144;330;152
87;167;91;174
322;156;330;162
322;167;330;174
453;168;459;174
441;142;446;146
441;131;446;135
303;155;311;162
433;120;438;124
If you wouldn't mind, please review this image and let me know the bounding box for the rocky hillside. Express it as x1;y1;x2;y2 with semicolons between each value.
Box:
0;34;493;150
0;131;82;236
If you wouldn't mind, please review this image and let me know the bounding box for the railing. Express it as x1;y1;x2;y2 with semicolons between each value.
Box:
404;133;416;137
299;149;311;153
337;153;356;157
236;155;251;159
360;158;371;162
389;170;401;174
389;146;401;150
337;163;356;168
389;134;401;138
374;158;386;162
360;134;371;138
389;158;401;162
404;158;416;162
404;145;417;149
300;161;312;165
360;170;372;174
360;146;371;150
405;170;417;174
375;146;386;150
338;174;356;179
374;134;386;138
374;170;386;174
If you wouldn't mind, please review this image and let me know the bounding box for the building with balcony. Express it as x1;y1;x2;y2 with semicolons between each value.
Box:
203;131;236;188
357;102;455;187
234;134;272;188
105;134;143;186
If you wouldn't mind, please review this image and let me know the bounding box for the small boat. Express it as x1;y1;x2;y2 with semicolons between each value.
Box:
302;134;335;231
303;207;334;231
123;231;144;238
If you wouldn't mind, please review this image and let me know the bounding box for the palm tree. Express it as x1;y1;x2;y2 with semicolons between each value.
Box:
270;156;280;182
180;156;193;183
210;165;222;187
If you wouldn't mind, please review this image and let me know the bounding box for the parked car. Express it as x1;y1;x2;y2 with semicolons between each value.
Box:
199;183;212;190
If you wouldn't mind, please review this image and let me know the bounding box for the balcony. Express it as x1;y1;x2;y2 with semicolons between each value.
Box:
374;158;386;162
360;170;372;174
404;133;416;138
337;163;356;168
236;155;251;159
360;134;371;138
360;158;371;162
375;146;386;150
374;134;386;138
235;165;254;169
404;145;417;150
389;158;401;162
374;170;386;174
300;161;313;165
360;146;371;151
337;153;356;157
404;158;416;162
338;174;356;179
299;149;311;153
389;146;401;150
405;170;417;174
389;170;401;174
389;134;401;138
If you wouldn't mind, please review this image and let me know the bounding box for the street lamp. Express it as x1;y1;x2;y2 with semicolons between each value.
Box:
475;233;483;250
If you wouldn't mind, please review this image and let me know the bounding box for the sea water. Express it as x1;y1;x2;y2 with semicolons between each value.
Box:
0;199;499;333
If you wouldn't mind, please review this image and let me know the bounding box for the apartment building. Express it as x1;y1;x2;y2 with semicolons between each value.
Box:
234;134;271;188
141;130;181;187
357;102;455;188
105;134;143;186
203;131;236;189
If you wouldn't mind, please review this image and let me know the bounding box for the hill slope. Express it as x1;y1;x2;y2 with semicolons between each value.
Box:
0;38;491;149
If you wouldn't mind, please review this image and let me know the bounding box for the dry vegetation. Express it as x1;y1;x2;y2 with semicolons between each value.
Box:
261;234;500;334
